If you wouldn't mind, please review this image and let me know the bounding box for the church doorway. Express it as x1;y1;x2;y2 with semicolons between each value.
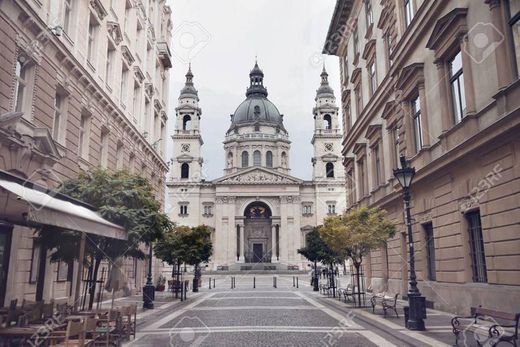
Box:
243;202;272;263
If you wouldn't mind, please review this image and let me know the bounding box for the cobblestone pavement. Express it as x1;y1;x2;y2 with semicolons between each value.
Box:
125;275;461;347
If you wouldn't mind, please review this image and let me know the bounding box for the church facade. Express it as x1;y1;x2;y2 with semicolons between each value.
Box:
167;63;346;270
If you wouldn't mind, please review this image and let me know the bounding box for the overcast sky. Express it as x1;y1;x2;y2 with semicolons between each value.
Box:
166;0;341;181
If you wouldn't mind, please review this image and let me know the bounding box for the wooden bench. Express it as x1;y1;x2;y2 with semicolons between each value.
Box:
337;285;356;303
319;284;331;296
451;307;520;347
370;293;399;318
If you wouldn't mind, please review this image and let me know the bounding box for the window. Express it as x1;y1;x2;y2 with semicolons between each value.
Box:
448;51;466;124
14;57;32;114
424;223;436;281
133;82;141;119
391;125;400;168
343;56;349;81
106;45;115;88
129;154;135;173
326;162;334;178
373;144;382;186
404;0;414;27
253;150;261;166
241;151;249;167
179;204;188;216
78;112;91;159
63;0;73;34
203;205;213;216
181;163;189;179
353;26;359;56
302;205;312;215
87;15;99;65
345;99;352;131
327;203;336;215
116;142;123;169
281;151;287;167
358;159;366;197
467;211;487;283
53;93;66;142
365;0;373;29
182;115;191;130
354;84;363;117
508;1;520;77
367;60;376;96
100;131;109;168
56;260;69;282
266;151;273;168
347;169;355;205
411;96;423;153
124;2;131;33
120;65;129;105
323;114;332;129
29;240;41;284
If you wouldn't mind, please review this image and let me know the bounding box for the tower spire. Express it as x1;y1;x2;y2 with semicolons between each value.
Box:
246;59;268;98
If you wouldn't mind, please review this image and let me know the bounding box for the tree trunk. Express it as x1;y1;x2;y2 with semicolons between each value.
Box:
175;261;181;299
355;262;362;307
192;263;200;292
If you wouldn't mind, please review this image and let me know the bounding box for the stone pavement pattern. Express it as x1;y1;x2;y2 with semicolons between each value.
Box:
123;275;475;347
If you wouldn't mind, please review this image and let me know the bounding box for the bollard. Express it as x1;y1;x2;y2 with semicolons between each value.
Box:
253;277;256;289
297;277;299;288
231;276;233;289
273;276;277;288
213;278;215;288
209;277;212;290
293;276;295;287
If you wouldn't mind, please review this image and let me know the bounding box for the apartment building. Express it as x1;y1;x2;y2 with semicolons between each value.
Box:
324;0;520;314
0;0;172;306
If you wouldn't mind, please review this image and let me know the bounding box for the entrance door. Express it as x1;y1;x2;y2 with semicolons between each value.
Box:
0;225;13;307
253;243;263;263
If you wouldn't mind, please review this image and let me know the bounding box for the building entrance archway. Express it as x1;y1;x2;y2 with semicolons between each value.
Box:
243;202;273;263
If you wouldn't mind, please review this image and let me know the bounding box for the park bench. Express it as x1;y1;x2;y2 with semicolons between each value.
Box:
319;284;331;296
370;293;399;318
451;306;520;347
337;285;356;303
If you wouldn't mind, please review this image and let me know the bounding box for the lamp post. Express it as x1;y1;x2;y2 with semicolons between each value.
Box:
143;242;155;309
313;260;319;291
393;156;426;331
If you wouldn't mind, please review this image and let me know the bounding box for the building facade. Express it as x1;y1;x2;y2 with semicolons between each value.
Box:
324;0;520;314
167;63;346;270
0;0;171;306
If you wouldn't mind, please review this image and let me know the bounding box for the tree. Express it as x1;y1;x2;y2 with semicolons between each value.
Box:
37;168;173;309
298;228;343;293
154;225;213;293
320;206;396;305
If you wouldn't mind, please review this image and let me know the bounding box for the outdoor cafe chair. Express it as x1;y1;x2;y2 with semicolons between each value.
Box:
48;318;94;347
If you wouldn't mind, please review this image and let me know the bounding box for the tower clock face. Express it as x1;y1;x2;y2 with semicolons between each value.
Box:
181;144;190;152
324;143;333;152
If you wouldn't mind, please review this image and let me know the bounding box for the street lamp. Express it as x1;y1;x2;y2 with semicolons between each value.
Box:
143;242;155;309
393;155;426;331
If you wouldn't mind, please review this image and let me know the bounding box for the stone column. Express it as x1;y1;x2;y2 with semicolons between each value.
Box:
435;61;453;133
239;223;245;263
271;224;277;263
486;0;513;89
460;36;476;115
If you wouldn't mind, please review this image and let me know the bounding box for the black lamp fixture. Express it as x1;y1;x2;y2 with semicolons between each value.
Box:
393;155;426;331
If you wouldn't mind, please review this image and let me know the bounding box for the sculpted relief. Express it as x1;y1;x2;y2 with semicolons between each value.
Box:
223;171;294;184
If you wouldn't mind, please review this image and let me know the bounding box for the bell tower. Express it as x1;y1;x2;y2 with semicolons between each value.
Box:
171;65;204;181
311;66;344;181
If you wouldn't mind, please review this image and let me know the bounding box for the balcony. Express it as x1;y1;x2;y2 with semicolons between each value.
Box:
156;41;172;68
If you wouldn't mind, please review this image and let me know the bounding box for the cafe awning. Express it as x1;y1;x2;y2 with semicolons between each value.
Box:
0;178;126;240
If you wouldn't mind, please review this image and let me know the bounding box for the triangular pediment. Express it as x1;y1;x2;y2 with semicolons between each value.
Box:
214;167;303;185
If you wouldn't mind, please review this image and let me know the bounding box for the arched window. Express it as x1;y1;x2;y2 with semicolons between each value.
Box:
281;151;287;167
241;151;249;167
182;115;191;130
253;150;261;166
266;151;273;168
326;162;334;178
181;163;189;179
323;114;332;129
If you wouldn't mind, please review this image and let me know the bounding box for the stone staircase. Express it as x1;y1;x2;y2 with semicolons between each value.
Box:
205;263;308;275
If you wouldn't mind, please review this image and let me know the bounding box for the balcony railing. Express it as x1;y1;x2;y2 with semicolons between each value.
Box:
156;41;172;68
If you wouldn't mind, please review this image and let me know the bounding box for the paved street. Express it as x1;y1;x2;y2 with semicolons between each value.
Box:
126;275;456;347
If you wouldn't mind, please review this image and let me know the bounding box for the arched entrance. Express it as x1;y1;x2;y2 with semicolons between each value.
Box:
243;202;272;263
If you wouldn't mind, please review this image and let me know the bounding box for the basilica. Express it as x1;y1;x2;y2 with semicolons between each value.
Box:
167;62;346;270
